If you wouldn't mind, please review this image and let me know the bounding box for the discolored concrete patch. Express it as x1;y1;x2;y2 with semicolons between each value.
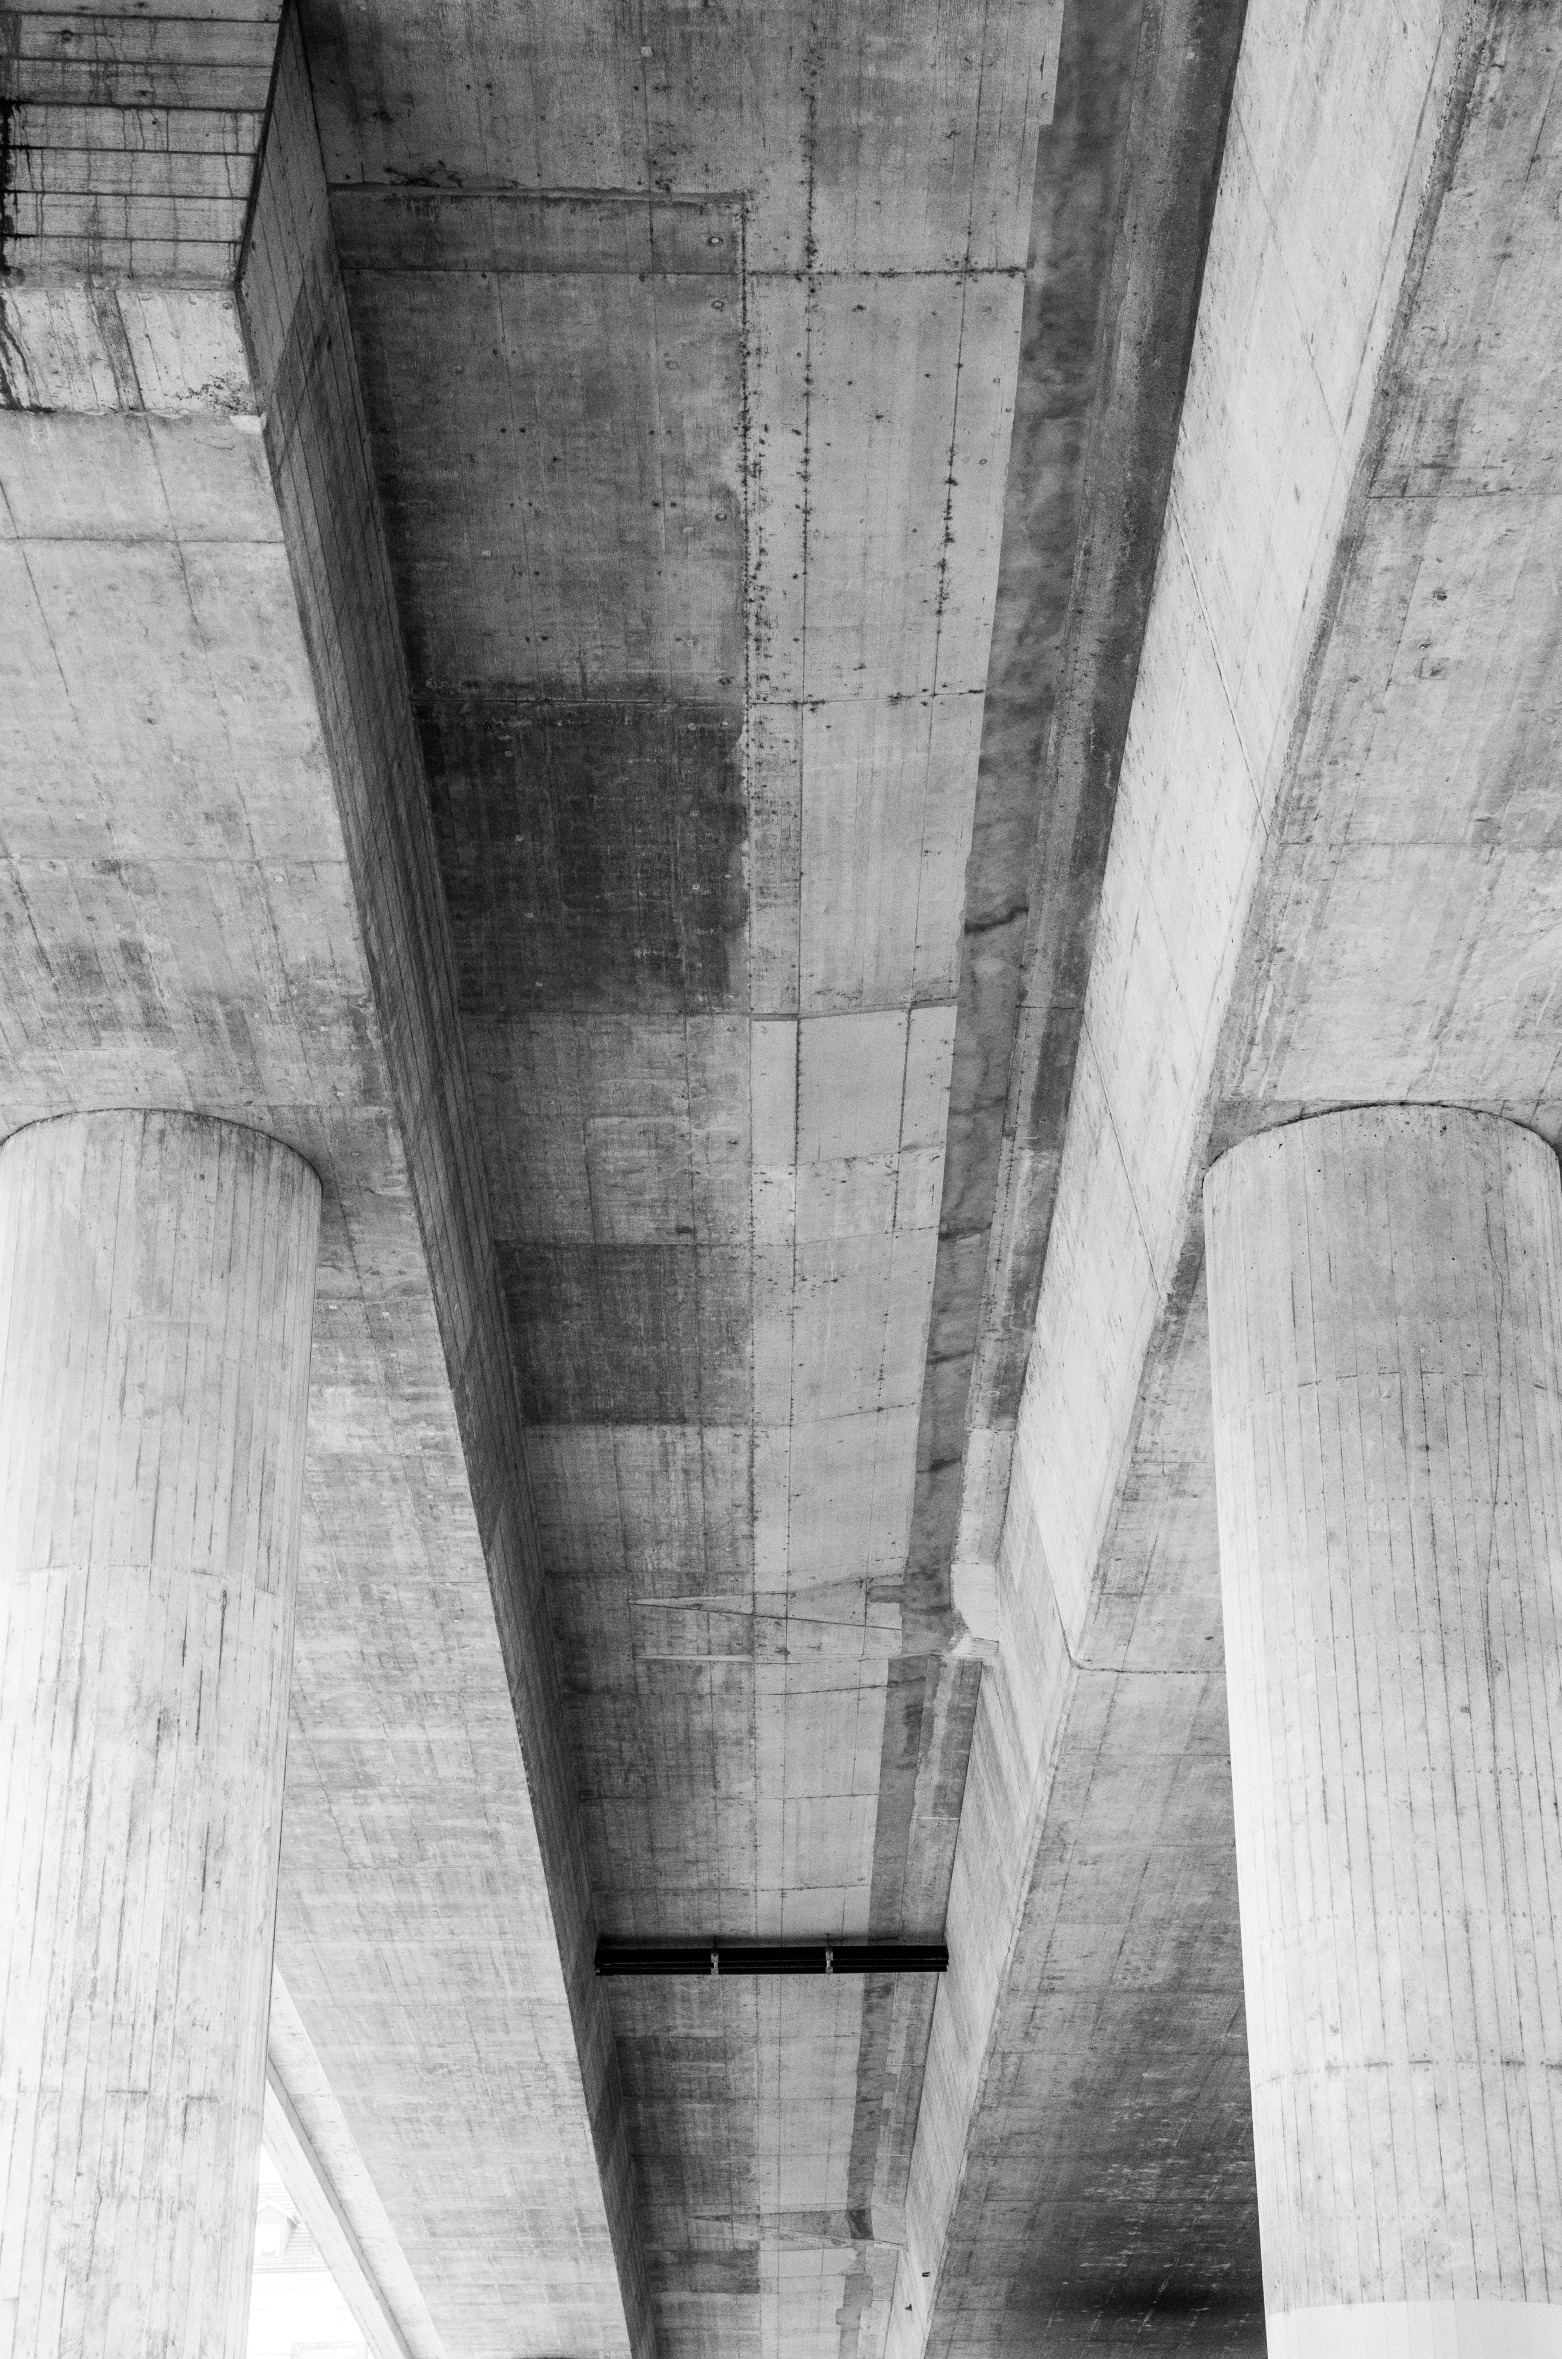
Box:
499;1239;750;1425
421;695;747;1019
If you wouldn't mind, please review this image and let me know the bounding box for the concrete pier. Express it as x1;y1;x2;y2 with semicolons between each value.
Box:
1205;1108;1562;2358
0;1112;320;2359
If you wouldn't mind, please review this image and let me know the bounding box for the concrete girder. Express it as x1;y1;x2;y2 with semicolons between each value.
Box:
902;1;1562;2352
308;4;1058;2354
0;11;651;2353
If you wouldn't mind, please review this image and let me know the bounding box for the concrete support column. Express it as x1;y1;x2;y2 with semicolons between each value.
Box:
0;1112;321;2359
1205;1106;1562;2359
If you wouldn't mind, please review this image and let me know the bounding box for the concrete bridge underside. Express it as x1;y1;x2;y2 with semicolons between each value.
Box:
2;0;1560;2355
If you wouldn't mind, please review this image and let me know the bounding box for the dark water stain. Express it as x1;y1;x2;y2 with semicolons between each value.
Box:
0;96;15;281
421;691;747;1019
499;1239;749;1426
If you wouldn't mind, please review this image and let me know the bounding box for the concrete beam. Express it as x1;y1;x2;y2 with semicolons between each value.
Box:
306;2;1062;2348
898;0;1515;2350
0;13;652;2351
262;2076;414;2359
895;0;1249;1963
934;0;1247;1654
263;1973;441;2359
238;29;654;2347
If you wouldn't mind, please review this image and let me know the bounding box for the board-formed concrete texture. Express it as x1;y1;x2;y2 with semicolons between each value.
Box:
0;1112;320;2359
1207;1109;1562;2358
3;0;1562;2354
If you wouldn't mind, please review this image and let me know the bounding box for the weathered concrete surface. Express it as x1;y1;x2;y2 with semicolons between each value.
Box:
908;1257;1261;2359
300;5;1263;2348
1213;4;1562;1153
923;0;1247;1672
890;52;1251;2239
264;1970;443;2359
0;411;633;2358
899;3;1562;2355
0;1112;319;2359
1208;1111;1562;2355
240;37;653;2351
0;6;1286;2354
0;3;278;282
0;17;649;2353
309;4;1060;2353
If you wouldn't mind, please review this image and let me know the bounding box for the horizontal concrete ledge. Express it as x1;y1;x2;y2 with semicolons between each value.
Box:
595;1941;949;1977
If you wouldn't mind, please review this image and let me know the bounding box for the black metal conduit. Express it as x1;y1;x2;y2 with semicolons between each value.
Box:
594;1940;948;1977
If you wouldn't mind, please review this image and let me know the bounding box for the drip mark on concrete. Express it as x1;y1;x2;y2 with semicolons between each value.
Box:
0;97;15;278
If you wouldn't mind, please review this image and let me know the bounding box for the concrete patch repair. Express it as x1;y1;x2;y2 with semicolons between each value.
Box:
3;5;1562;2359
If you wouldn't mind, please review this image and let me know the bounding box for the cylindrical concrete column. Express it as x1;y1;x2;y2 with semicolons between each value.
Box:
1205;1107;1562;2359
0;1111;320;2359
